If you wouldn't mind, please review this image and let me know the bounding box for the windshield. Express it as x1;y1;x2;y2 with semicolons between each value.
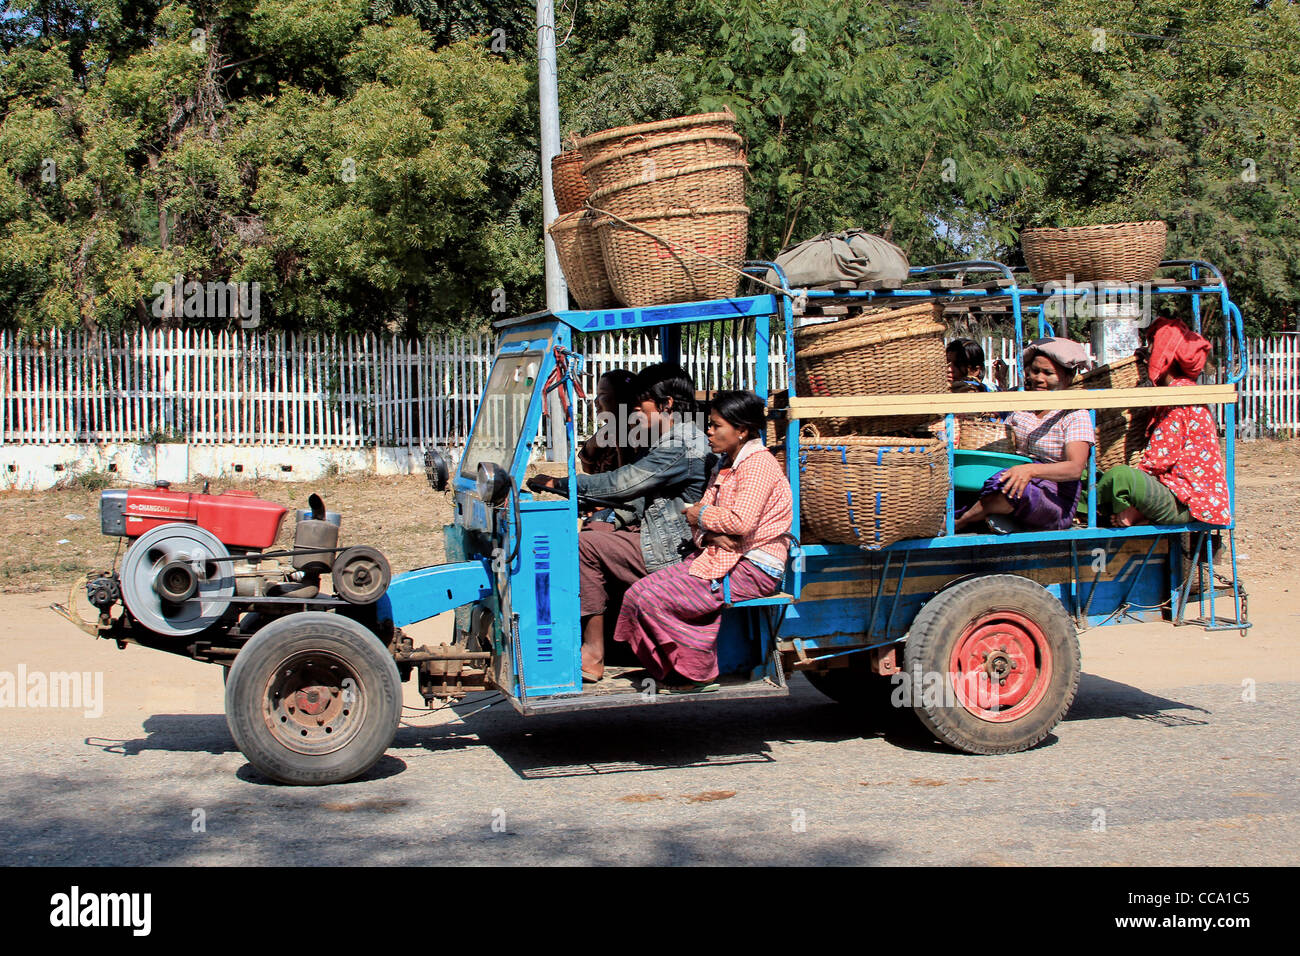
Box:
459;351;544;480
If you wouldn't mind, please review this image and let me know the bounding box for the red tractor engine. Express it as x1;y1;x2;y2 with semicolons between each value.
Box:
86;483;389;641
100;485;288;549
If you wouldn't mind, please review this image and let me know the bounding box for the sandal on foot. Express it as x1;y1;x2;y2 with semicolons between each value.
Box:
658;681;721;695
581;670;603;684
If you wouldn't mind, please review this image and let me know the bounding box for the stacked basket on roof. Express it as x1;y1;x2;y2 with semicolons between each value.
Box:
1022;220;1169;471
547;111;749;309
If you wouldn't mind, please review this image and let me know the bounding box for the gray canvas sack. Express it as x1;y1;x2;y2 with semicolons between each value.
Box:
766;230;911;289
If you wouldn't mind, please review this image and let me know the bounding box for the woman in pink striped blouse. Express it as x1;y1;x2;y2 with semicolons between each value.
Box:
613;391;793;693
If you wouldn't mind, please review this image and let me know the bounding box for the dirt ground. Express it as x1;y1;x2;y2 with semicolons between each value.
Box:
0;473;457;594
3;438;1296;593
2;441;1297;867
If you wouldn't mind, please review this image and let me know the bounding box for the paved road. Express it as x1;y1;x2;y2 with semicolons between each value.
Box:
2;588;1297;866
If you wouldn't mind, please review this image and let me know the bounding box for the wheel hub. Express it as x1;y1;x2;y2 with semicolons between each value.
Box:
950;611;1052;723
264;654;364;755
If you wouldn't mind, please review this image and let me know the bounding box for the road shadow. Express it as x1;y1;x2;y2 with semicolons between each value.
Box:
234;754;409;786
400;676;951;778
0;764;891;865
78;671;1196;786
86;713;239;757
1065;673;1212;726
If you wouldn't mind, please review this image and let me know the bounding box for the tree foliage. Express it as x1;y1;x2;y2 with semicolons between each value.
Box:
1;0;1297;334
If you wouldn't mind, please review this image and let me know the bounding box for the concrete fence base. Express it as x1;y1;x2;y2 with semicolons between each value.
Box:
0;444;436;491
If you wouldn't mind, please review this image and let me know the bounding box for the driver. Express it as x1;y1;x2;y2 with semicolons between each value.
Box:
526;363;711;683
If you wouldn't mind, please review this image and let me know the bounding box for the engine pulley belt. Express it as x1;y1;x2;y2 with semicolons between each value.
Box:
187;546;350;564
176;594;349;607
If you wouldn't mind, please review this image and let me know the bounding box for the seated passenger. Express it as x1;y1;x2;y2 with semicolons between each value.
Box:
525;364;710;683
613;391;793;693
1096;317;1230;527
947;338;992;392
954;337;1094;534
578;369;640;475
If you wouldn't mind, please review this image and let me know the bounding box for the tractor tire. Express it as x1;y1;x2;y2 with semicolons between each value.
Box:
225;611;401;785
902;574;1080;755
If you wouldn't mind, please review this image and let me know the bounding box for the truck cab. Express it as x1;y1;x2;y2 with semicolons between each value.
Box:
379;286;795;714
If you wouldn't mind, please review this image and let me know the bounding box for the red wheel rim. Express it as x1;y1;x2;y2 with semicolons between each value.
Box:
949;610;1052;723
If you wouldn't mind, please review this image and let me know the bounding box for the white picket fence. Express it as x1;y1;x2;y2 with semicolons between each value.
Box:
1;327;1295;447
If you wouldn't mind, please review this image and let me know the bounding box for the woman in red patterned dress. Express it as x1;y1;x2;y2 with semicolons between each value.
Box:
612;391;793;693
1096;317;1231;526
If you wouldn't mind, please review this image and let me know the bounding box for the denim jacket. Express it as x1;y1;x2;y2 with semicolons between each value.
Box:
556;419;712;572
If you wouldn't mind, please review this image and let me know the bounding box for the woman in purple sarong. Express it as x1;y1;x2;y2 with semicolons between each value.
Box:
954;337;1095;535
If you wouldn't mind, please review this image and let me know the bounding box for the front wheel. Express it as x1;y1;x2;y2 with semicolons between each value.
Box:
903;575;1080;755
225;611;402;785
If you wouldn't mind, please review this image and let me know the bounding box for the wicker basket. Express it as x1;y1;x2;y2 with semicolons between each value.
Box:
577;111;738;179
956;417;1015;453
551;150;590;214
581;132;745;194
1092;407;1151;471
1021;221;1167;284
1067;352;1153;470
548;211;619;310
586;158;747;218
781;429;949;549
1071;352;1148;390
794;302;947;436
595;206;748;307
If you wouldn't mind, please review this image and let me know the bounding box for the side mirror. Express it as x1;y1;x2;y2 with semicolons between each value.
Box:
424;447;450;492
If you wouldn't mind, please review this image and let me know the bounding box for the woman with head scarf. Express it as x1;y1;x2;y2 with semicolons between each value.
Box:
1095;317;1230;527
954;337;1095;534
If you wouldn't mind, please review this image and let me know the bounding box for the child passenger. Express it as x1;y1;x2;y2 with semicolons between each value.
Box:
954;337;1094;534
947;338;992;392
613;391;792;693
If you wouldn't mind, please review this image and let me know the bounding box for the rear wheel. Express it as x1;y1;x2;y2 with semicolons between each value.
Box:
903;575;1079;754
225;611;401;785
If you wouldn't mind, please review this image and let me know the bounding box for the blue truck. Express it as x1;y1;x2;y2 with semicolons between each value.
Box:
61;258;1249;785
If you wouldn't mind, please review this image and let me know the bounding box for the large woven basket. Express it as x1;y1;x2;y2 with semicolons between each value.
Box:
1091;407;1150;471
595;206;748;307
548;210;619;310
781;430;949;549
1021;221;1167;284
551;150;590;214
577;111;738;179
581;131;745;192
956;417;1015;453
1068;352;1152;470
794;302;947;436
1071;352;1148;390
586;158;747;218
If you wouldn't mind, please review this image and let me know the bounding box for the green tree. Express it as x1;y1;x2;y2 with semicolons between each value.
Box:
1008;0;1300;334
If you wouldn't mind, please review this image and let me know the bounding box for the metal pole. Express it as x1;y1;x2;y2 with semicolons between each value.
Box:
537;0;567;313
537;0;568;462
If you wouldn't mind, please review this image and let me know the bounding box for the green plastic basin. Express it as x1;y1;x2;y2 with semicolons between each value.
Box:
952;449;1032;493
